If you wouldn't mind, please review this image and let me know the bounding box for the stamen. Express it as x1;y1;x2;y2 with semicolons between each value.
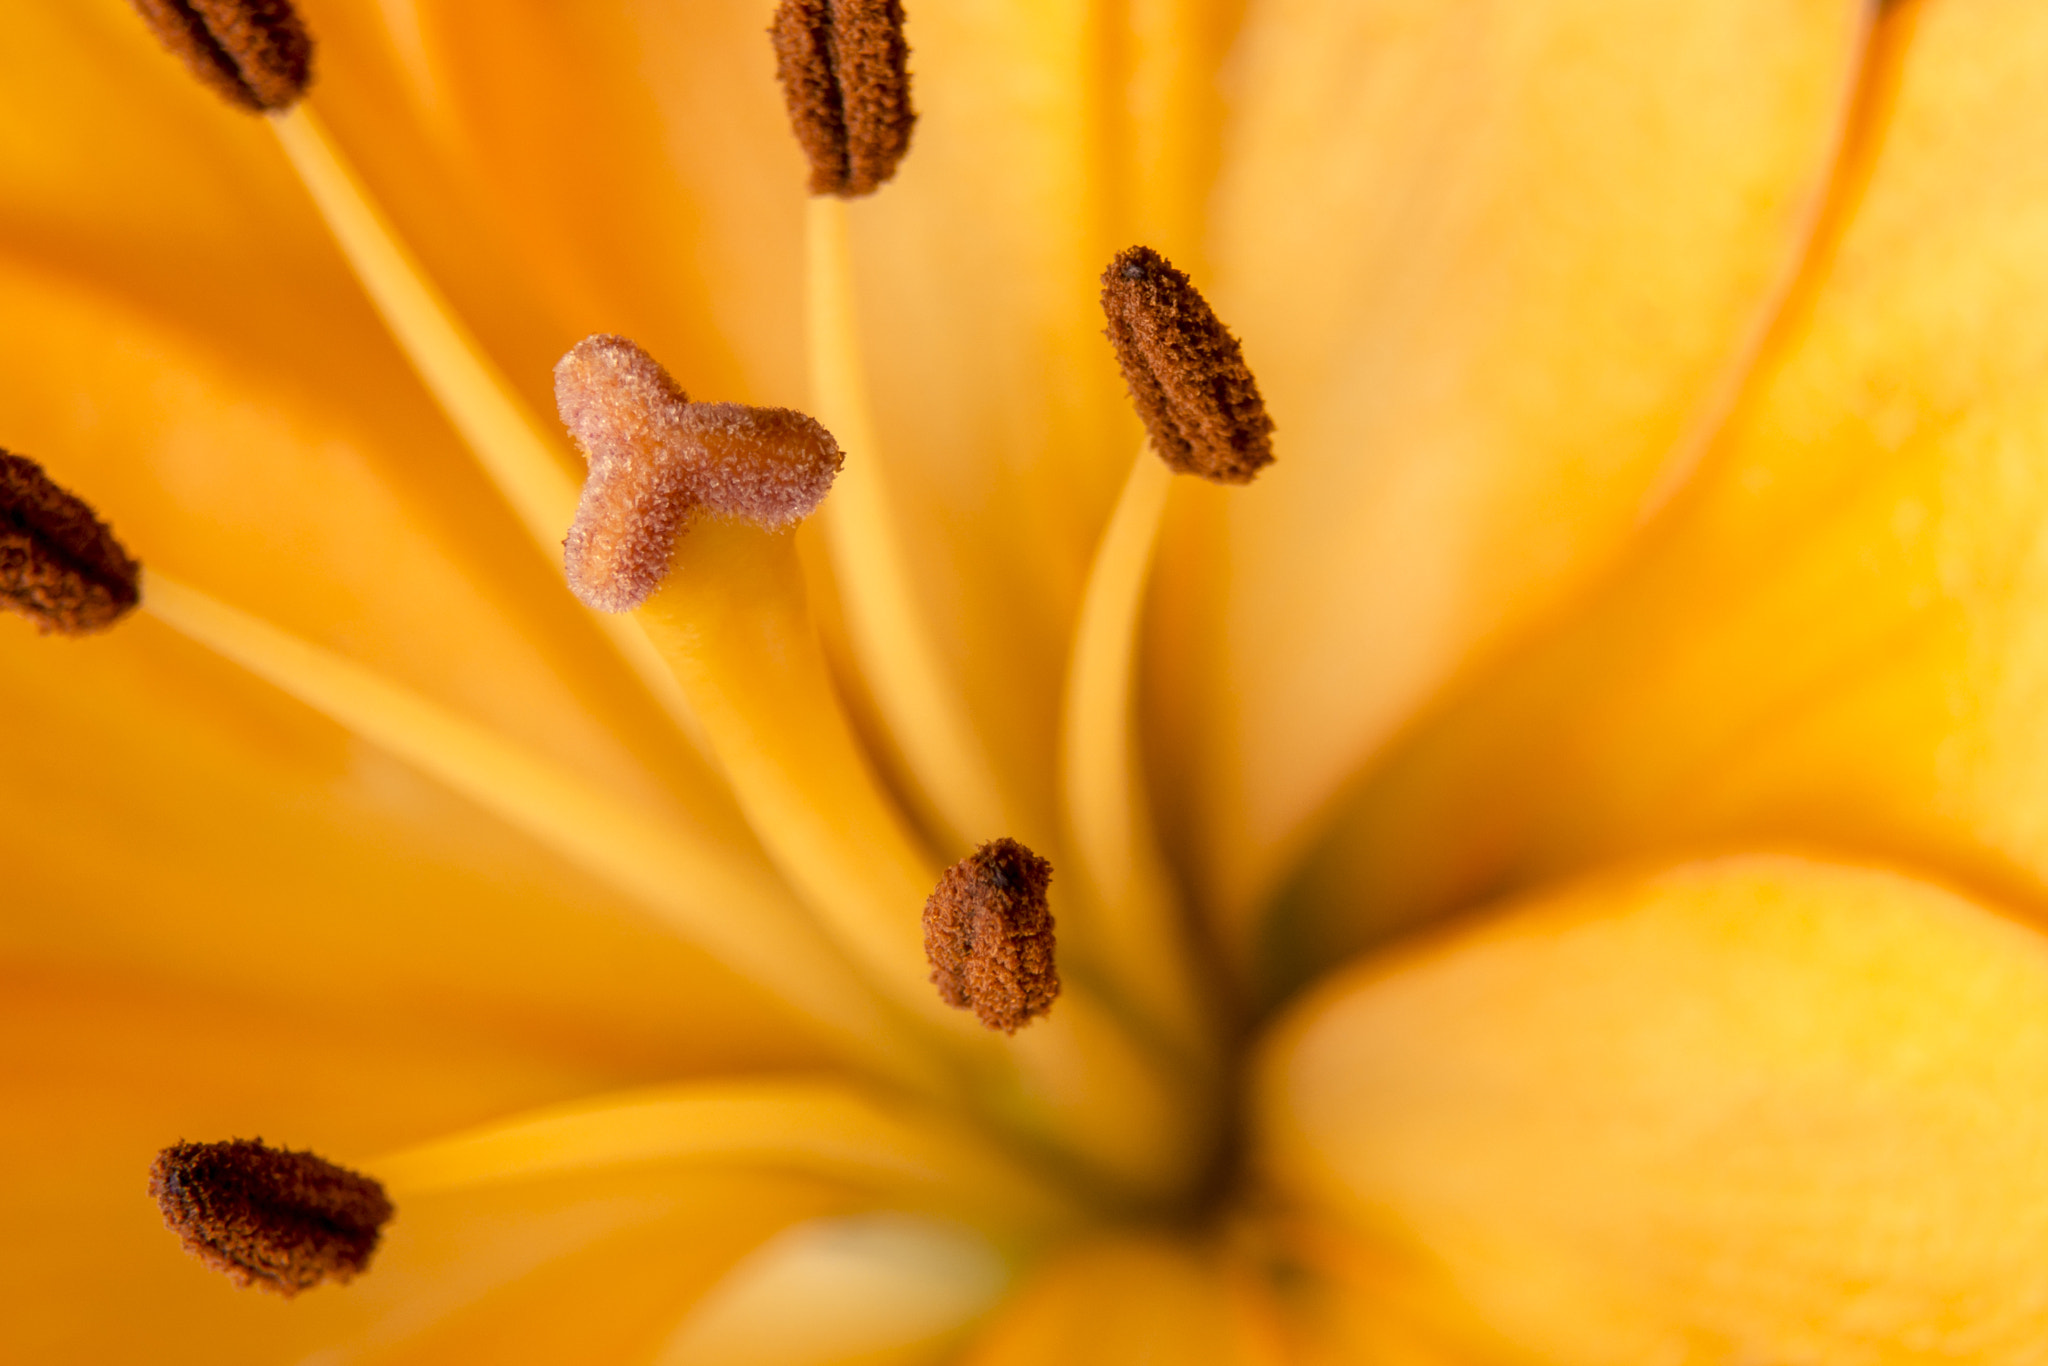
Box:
140;570;937;1088
771;0;916;197
129;0;313;113
149;1138;390;1296
805;198;1022;850
0;451;140;635
1100;247;1275;484
265;110;714;754
1058;449;1213;1057
924;839;1059;1034
556;335;842;613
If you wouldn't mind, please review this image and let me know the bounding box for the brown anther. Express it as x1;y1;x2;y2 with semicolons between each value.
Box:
150;1138;392;1297
130;0;314;113
1101;246;1275;484
556;335;843;612
770;0;916;197
924;838;1059;1033
0;451;141;635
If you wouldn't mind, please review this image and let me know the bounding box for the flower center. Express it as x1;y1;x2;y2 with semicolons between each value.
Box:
67;0;1291;1300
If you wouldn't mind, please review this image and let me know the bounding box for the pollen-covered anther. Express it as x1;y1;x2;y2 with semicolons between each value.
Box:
556;335;843;612
150;1138;393;1297
0;450;141;635
1101;246;1275;484
771;0;916;197
130;0;314;113
924;838;1060;1033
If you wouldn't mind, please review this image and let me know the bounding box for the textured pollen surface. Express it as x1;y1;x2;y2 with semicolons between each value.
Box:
556;336;844;612
1101;246;1275;484
150;1139;392;1297
682;402;843;527
770;0;915;197
924;839;1060;1033
0;451;141;635
129;0;314;112
557;335;699;613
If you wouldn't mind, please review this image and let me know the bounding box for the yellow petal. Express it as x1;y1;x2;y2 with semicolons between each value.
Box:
654;1214;1008;1366
1259;855;2048;1363
838;0;1145;839
314;1170;860;1366
1302;0;2048;957
0;967;847;1362
1152;0;1871;932
959;1236;1279;1366
296;0;808;411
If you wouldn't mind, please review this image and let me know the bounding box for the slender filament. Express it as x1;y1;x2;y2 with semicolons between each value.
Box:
803;197;1026;851
140;568;933;1086
630;523;1209;1200
372;1078;1081;1236
267;105;710;755
1059;449;1211;1055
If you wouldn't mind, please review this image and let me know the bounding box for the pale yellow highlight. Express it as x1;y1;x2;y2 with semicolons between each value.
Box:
268;105;708;754
373;1078;1081;1238
805;197;1025;851
1059;450;1209;1055
139;569;928;1085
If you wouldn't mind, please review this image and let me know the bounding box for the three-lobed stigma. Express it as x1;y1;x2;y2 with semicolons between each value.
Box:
770;0;916;197
924;838;1060;1033
1101;246;1276;484
555;335;844;613
130;0;314;112
150;1139;393;1297
0;451;141;635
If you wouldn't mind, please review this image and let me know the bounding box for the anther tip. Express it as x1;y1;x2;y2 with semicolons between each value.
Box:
130;0;315;113
771;0;916;197
0;451;141;635
924;838;1059;1033
150;1138;392;1297
1101;246;1276;486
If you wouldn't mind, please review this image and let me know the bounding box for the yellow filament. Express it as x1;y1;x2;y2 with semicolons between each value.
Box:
804;199;1025;851
630;526;1209;1200
268;106;708;755
372;1078;1082;1237
139;569;933;1087
1059;450;1210;1054
633;521;959;1029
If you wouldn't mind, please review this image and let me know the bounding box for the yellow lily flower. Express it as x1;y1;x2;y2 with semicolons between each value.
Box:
6;0;2047;1360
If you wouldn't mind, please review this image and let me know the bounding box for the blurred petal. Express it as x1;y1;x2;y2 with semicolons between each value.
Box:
1299;0;2048;956
654;1213;1008;1366
1259;855;2048;1364
1151;0;1871;930
843;0;1141;837
960;1236;1277;1366
293;0;808;410
0;965;845;1363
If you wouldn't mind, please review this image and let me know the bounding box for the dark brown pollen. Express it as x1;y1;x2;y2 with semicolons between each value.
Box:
0;451;141;635
150;1139;392;1297
1101;246;1275;484
924;838;1059;1033
130;0;314;113
770;0;916;197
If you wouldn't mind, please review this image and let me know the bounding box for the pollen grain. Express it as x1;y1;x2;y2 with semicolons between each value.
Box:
924;838;1060;1033
150;1138;392;1297
1101;246;1275;484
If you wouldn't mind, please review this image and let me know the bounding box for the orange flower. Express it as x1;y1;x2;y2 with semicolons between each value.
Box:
7;0;2048;1360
